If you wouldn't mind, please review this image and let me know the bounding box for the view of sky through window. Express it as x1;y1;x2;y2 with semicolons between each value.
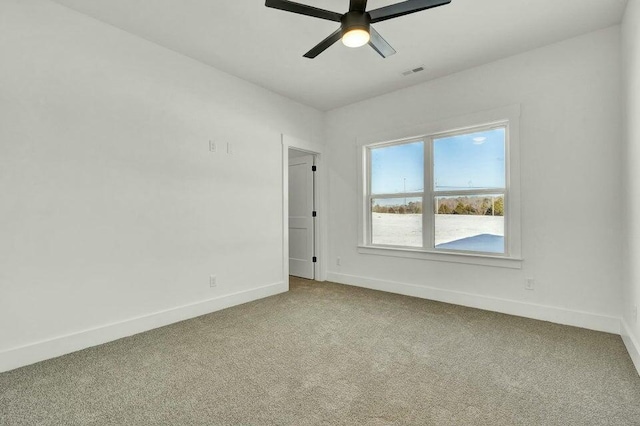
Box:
434;128;505;191
371;141;424;195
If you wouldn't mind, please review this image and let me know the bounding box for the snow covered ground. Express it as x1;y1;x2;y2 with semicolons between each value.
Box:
372;213;504;251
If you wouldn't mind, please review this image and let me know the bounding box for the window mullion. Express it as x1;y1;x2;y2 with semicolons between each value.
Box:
370;192;426;199
423;137;434;250
366;148;372;246
433;189;507;197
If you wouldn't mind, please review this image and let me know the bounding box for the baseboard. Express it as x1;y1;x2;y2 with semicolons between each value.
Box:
621;319;640;376
327;272;620;334
0;281;287;373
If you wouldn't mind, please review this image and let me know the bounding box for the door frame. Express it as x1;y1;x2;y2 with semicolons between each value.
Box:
282;134;326;287
287;153;315;280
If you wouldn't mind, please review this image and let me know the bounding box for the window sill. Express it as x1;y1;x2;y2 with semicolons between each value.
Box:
357;245;523;269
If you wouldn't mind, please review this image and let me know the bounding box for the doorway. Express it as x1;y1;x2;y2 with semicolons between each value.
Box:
288;148;316;279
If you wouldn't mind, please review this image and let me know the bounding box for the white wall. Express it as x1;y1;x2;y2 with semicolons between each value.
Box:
0;0;323;371
622;0;640;372
325;27;623;333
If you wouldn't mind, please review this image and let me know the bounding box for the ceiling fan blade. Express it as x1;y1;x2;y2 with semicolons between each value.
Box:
265;0;342;22
349;0;368;12
369;0;451;23
303;28;342;59
368;27;396;58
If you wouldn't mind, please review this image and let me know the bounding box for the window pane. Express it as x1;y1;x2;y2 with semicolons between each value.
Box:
434;195;505;254
434;128;505;191
371;141;424;195
372;197;422;247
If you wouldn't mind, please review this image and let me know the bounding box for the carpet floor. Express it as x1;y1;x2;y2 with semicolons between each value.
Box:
1;278;639;425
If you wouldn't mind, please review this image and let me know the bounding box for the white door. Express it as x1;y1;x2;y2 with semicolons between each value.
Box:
289;154;315;279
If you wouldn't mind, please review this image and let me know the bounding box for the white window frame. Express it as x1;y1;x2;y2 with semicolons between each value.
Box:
357;105;522;269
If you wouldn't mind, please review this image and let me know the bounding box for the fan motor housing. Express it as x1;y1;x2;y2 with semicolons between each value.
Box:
341;11;371;36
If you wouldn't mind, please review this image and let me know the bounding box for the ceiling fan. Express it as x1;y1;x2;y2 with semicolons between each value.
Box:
265;0;452;59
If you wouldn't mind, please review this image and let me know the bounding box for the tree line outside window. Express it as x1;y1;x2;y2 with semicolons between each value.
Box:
372;195;504;216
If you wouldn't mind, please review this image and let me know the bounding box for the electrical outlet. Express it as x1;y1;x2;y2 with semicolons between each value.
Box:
209;140;216;152
525;278;535;291
336;257;341;266
210;275;217;288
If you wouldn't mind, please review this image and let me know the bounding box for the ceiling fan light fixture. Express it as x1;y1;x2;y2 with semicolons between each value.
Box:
342;29;370;48
340;10;371;48
265;0;453;59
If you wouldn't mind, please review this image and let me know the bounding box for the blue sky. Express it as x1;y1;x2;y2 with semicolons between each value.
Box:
371;128;505;196
371;141;424;194
434;128;505;190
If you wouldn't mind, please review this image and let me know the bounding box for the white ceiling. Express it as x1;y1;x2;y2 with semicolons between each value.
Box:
52;0;628;111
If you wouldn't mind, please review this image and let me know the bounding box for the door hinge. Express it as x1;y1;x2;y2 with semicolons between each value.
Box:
312;211;317;217
312;165;317;172
312;257;317;263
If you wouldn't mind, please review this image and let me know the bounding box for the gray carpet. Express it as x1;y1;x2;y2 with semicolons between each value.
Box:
1;278;639;425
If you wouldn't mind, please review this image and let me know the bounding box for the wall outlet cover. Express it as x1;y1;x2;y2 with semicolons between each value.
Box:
525;278;535;291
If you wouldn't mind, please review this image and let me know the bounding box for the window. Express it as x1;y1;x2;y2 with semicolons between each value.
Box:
359;107;521;267
433;127;506;254
370;141;424;247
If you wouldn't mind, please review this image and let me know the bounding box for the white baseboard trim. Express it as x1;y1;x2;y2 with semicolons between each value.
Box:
621;319;640;376
327;272;620;334
0;281;287;373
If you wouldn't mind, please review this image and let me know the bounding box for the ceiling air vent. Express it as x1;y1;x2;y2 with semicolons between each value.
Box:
401;66;426;77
